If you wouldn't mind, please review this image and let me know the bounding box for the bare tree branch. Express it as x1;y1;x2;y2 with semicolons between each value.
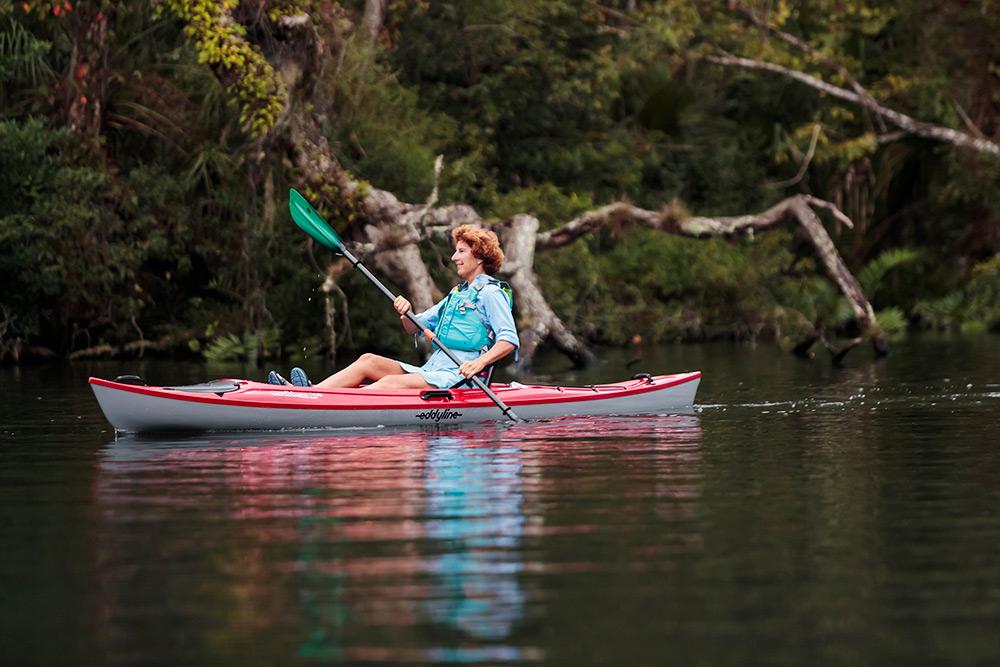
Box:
952;99;988;140
706;52;1000;156
538;194;879;339
497;215;599;370
722;1;888;132
766;122;821;189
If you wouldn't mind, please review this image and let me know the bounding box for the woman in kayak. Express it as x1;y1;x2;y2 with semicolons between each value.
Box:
269;225;518;389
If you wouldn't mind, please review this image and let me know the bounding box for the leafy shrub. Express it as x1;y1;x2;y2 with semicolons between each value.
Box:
202;327;279;365
0;118;161;353
963;252;1000;331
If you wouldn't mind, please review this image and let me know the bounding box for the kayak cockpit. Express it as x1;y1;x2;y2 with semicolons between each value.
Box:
162;380;243;395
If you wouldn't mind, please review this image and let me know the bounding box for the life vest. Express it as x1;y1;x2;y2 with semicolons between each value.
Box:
433;277;513;352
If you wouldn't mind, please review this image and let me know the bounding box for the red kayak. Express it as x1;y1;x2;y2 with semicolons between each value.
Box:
89;371;701;433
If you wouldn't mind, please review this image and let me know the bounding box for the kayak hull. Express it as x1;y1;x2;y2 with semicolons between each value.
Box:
89;372;700;433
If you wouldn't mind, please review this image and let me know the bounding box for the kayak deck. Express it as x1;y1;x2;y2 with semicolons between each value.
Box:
89;372;701;433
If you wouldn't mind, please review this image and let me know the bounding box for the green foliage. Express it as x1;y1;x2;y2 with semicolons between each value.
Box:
912;292;964;331
537;228;813;345
0;118;154;350
911;254;1000;332
394;0;661;202
324;36;456;202
159;0;284;137
1;0;998;362
0;14;53;97
488;183;595;227
203;327;279;364
963;253;1000;331
874;307;908;340
859;248;923;297
780;248;925;337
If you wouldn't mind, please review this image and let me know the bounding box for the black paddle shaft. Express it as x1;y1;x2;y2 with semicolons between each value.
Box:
339;247;523;422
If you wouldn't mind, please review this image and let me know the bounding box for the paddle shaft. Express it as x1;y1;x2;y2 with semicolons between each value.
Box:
338;246;523;422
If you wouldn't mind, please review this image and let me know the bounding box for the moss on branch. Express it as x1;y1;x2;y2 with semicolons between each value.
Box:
160;0;289;137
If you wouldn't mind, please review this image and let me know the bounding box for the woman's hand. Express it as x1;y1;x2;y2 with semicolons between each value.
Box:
393;296;411;316
458;342;514;379
458;357;487;379
397;296;421;335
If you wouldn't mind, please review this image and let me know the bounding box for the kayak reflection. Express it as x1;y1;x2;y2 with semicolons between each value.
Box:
96;415;702;663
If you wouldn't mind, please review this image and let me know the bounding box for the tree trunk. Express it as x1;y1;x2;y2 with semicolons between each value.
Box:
63;2;113;145
497;215;598;370
363;0;386;42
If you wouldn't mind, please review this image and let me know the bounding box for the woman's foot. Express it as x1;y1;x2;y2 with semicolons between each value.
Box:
290;367;312;387
267;370;289;385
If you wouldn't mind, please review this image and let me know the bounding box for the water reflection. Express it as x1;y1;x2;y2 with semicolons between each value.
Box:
422;436;525;645
95;416;702;663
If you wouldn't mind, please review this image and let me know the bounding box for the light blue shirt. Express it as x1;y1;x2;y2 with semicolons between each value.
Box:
414;274;519;372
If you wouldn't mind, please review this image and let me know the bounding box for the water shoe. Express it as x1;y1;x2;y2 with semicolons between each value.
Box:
290;367;312;387
267;370;289;385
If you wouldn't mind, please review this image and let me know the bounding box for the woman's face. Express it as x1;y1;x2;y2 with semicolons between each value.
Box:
451;240;482;281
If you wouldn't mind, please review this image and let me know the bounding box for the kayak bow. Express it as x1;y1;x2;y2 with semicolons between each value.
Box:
89;372;701;433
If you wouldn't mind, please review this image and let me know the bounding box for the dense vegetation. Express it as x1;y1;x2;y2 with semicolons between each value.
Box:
1;0;997;365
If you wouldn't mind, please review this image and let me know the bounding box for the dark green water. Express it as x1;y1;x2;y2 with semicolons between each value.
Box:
2;337;999;665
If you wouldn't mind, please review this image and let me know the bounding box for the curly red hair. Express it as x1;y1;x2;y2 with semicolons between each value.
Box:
452;225;505;275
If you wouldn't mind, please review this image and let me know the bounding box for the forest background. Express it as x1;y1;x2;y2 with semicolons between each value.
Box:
1;0;998;369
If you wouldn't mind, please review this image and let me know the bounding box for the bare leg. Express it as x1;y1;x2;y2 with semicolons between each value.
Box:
315;353;407;388
366;373;433;390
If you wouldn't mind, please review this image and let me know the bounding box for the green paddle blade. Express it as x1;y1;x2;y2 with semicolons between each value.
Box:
289;188;344;251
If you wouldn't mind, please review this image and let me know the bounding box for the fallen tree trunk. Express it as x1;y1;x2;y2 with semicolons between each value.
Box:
536;195;878;334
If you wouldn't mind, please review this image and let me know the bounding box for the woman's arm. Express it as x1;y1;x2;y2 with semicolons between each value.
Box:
458;341;516;379
457;284;520;378
478;284;520;351
395;296;443;335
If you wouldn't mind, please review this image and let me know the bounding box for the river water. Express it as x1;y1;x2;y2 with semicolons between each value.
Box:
2;337;998;665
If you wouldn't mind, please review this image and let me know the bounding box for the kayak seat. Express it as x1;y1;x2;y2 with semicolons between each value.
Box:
449;363;496;389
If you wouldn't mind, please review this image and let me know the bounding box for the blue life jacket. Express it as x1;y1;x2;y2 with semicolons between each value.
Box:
433;278;514;352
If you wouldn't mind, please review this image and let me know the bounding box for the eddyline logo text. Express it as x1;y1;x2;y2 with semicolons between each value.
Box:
415;409;463;422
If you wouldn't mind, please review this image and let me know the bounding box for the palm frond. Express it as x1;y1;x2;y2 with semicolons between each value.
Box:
0;17;54;89
859;248;923;294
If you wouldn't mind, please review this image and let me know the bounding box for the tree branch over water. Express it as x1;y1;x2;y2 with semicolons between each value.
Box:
536;194;879;343
705;52;1000;157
